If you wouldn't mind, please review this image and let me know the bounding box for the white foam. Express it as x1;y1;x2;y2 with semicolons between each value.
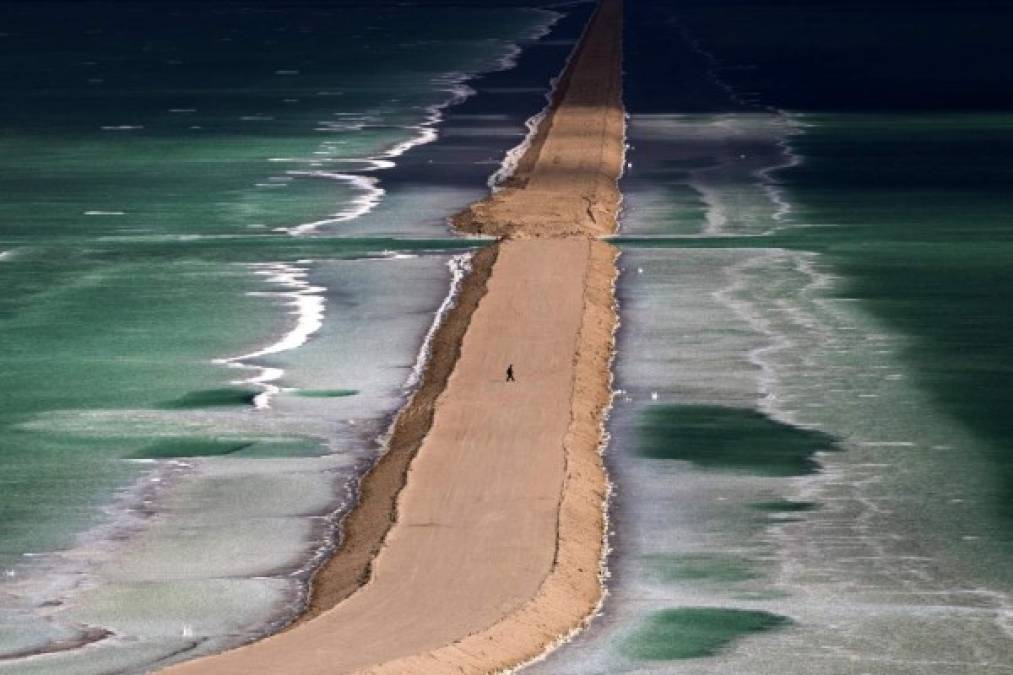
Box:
100;126;143;131
274;10;561;236
279;173;384;236
486;10;574;191
678;22;807;233
488;107;548;190
378;250;420;260
84;210;126;216
278;77;474;236
402;253;472;391
214;262;326;409
494;43;524;72
755;113;806;225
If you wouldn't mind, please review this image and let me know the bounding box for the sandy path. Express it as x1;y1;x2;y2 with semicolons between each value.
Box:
164;1;622;672
167;240;592;675
454;0;625;238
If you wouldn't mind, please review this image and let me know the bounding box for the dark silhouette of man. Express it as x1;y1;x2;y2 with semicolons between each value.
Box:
506;364;515;382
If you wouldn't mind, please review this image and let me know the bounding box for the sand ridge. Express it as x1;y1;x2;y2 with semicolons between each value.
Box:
453;0;625;239
162;0;623;672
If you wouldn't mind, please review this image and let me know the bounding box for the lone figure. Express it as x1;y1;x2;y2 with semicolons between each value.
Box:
506;364;515;382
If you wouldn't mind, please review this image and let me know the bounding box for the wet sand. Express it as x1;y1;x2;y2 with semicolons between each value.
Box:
164;0;623;672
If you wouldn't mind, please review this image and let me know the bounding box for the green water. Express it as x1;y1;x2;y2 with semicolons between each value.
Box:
644;553;759;584
637;405;838;476
534;2;1013;672
161;388;260;409
782;114;1013;530
621;608;792;661
294;389;359;398
0;0;547;573
0;1;565;670
0;255;266;562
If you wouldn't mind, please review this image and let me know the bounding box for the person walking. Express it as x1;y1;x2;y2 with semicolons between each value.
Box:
506;364;515;382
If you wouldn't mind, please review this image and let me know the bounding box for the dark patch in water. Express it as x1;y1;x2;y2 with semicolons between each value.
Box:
132;439;254;459
160;387;258;409
621;607;792;660
750;500;818;513
637;405;838;476
295;389;359;398
644;553;758;584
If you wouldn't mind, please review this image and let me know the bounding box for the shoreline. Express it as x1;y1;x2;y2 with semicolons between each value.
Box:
296;243;500;623
163;1;623;672
299;0;622;629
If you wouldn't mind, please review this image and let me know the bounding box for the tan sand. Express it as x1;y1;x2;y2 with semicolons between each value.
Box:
454;0;625;238
164;0;623;672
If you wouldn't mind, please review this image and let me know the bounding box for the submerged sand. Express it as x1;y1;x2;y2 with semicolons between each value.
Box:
165;1;623;672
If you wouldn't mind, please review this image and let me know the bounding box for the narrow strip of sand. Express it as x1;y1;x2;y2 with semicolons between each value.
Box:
165;1;623;672
455;0;625;238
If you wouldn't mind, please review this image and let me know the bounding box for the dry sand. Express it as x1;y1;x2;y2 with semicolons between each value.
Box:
164;0;623;672
454;0;625;238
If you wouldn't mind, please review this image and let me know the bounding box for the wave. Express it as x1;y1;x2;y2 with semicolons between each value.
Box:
677;20;806;233
486;10;573;190
755;112;806;226
214;262;326;409
0;11;573;671
0;455;197;662
402;253;472;392
275;79;473;236
279;173;384;236
280;10;562;236
492;8;565;75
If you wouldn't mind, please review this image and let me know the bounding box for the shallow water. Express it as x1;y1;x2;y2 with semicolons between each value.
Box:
0;1;573;671
533;1;1013;670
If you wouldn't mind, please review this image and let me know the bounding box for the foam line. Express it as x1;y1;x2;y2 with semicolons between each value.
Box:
281;173;384;236
214;262;326;409
277;79;474;236
486;11;572;191
403;253;472;391
281;10;562;235
677;20;807;233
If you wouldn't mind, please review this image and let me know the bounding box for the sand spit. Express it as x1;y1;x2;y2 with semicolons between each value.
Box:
366;239;619;675
299;245;500;623
164;1;623;672
453;0;625;238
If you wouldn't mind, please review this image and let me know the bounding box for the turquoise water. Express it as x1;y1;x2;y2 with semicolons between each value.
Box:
637;405;838;476
0;1;569;671
620;608;792;661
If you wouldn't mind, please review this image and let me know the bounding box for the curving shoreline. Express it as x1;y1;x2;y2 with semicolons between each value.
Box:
164;1;623;672
296;244;500;624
